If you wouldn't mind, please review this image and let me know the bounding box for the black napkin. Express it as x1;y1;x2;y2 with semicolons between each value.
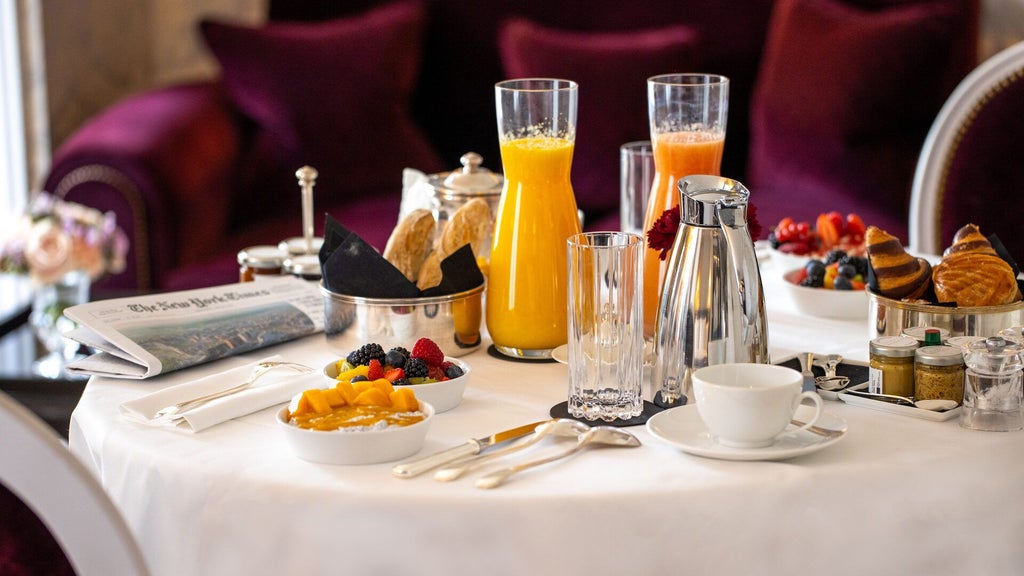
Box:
319;214;484;298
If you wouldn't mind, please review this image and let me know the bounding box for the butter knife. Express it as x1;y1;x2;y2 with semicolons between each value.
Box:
799;352;816;392
392;420;547;478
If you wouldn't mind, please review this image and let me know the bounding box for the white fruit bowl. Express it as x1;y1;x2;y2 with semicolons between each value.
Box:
277;400;434;466
323;357;469;414
781;268;869;320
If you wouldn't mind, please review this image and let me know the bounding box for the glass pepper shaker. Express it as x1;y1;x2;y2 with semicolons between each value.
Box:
961;336;1024;431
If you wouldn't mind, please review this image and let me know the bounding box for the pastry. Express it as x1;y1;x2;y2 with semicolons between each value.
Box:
865;226;932;300
438;197;492;259
942;223;998;258
383;209;436;282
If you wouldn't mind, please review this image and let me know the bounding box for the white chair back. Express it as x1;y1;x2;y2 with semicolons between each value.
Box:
0;391;149;576
908;40;1024;255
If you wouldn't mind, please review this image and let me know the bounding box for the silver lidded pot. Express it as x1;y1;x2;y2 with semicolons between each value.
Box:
652;175;769;406
428;152;503;259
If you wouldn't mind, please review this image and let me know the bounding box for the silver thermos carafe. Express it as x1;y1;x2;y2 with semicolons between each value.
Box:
652;175;769;406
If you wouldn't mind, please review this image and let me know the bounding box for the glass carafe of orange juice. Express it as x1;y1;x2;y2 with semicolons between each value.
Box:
488;78;581;359
642;74;729;339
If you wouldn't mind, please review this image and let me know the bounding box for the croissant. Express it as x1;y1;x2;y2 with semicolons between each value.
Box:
943;223;998;258
932;252;1020;306
865;226;932;300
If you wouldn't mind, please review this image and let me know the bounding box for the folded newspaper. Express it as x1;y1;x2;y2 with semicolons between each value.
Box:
63;277;324;379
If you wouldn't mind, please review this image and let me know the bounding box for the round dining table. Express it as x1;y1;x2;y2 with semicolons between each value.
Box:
69;255;1024;576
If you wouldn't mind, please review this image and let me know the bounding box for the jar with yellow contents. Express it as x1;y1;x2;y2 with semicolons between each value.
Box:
914;345;965;404
868;335;918;397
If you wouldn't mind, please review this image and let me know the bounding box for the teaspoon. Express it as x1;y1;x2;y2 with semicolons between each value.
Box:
475;426;641;489
434;419;590;481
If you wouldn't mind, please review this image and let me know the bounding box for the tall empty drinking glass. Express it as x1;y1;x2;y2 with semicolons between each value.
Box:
567;232;644;421
489;78;582;359
620;141;654;236
642;74;728;338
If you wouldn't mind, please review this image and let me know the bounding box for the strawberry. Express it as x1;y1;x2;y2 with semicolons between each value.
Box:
411;337;445;367
825;211;845;237
384;367;406;382
366;358;385;381
816;213;840;249
845;213;866;238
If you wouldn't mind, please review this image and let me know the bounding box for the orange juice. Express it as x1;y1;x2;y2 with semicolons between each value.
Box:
487;136;581;353
642;131;725;337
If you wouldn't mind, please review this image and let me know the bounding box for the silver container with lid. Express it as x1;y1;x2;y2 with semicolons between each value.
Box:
428;152;503;259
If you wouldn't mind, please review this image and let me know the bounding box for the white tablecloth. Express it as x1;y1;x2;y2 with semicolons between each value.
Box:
69;258;1024;576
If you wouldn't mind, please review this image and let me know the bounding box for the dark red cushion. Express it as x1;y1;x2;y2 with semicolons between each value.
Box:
748;0;965;241
497;18;702;221
200;1;444;209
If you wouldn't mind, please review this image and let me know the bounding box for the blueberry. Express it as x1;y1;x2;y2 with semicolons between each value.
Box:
384;349;407;368
833;276;854;290
837;263;858;278
805;259;826;278
445;365;465;379
824;249;847;265
351;375;368;382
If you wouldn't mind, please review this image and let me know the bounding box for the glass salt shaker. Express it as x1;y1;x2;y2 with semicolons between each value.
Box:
960;336;1024;432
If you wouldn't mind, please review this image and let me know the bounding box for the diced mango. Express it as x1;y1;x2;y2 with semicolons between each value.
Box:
389;387;419;412
292;392;313;416
352;380;374;394
335;363;369;381
334;380;358;405
353;387;390;407
371;378;395;396
303;388;332;415
322;388;345;407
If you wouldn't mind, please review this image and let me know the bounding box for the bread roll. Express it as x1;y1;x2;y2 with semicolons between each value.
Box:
438;198;492;259
943;223;998;258
865;226;932;300
933;252;1020;306
415;249;443;291
383;209;436;282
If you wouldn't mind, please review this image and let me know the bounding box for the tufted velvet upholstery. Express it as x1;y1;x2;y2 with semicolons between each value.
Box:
43;0;978;294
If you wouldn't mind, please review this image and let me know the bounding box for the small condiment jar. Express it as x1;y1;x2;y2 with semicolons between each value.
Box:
914;345;965;404
278;236;324;257
238;245;287;282
868;335;918;397
902;326;949;346
284;254;322;281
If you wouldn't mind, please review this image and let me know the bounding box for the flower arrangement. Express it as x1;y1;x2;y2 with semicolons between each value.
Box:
646;202;762;260
0;192;128;285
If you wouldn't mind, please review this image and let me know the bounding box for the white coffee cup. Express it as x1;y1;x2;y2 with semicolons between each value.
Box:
692;363;824;448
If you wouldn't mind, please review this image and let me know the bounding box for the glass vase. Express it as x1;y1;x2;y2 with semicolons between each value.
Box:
30;270;90;378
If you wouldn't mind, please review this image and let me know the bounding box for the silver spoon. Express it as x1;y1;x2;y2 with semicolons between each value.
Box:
475;426;641;489
843;389;957;412
433;419;590;482
815;354;851;391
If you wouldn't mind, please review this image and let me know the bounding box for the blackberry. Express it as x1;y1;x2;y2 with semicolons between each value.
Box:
800;275;823;288
445;364;465;379
346;343;385;366
384;348;409;368
404;357;429;378
824;249;847;265
392;377;411;387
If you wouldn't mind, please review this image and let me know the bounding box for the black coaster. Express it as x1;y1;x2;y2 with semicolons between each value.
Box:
652;390;688;409
549;400;663;427
487;344;557;363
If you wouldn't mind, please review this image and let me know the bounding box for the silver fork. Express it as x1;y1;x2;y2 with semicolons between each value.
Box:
153;360;312;420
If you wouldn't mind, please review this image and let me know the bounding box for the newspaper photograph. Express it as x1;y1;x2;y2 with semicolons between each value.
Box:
63;277;324;379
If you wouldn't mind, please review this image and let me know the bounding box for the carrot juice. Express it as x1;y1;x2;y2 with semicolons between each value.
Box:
487;136;581;354
642;131;725;338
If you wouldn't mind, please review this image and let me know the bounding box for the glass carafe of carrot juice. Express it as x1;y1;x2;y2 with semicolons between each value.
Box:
642;74;729;339
488;79;581;359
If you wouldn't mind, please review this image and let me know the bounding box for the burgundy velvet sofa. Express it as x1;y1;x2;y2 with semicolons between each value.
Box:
43;0;978;295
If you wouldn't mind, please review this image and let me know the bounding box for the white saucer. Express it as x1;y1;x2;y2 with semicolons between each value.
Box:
646;404;847;461
551;344;568;364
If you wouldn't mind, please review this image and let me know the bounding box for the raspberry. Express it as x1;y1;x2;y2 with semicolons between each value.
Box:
404;357;429;378
346;343;385;366
411;337;445;367
428;365;446;381
366;359;385;381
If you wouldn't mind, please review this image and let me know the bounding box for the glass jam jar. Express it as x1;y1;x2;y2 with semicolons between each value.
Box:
238;245;286;282
284;254;322;281
868;335;918;396
914;345;965;403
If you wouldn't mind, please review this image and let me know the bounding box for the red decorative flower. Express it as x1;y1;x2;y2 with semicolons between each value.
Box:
646;201;762;261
